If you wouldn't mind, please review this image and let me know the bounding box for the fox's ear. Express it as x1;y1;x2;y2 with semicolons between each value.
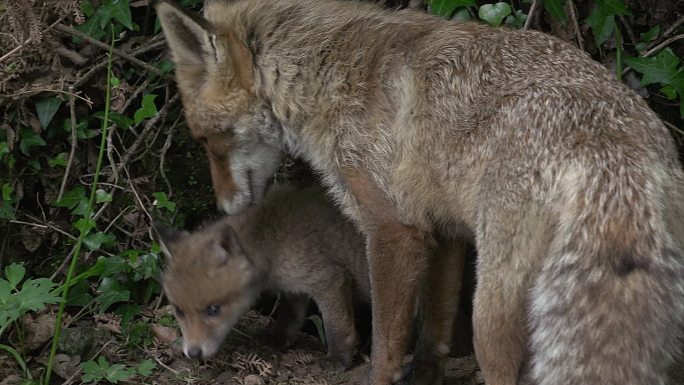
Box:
150;220;186;259
156;0;216;66
156;0;253;90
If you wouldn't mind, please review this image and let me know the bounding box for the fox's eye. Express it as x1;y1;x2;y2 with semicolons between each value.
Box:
198;137;208;145
173;305;185;318
205;305;220;316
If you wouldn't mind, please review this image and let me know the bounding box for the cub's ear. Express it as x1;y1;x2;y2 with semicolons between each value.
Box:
150;220;187;260
156;0;217;67
212;224;250;267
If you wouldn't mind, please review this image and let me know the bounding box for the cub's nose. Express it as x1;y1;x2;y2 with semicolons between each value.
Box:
186;346;203;359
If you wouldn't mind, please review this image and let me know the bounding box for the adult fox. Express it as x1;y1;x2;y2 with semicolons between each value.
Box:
156;0;684;384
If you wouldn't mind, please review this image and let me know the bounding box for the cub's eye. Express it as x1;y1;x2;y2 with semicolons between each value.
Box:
197;137;208;145
205;304;221;317
173;305;185;318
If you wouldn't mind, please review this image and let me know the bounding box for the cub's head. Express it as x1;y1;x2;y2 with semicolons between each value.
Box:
156;0;283;214
151;220;259;359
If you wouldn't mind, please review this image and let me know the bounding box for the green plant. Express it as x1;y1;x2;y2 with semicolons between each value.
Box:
43;27;117;385
81;357;156;383
0;264;61;382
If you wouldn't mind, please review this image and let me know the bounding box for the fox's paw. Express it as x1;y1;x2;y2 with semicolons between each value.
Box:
318;356;351;372
397;354;444;385
260;329;293;351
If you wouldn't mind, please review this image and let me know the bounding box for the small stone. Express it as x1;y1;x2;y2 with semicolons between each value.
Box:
243;374;264;385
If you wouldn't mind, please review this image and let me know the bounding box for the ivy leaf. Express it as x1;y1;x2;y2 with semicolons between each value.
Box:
428;0;475;18
505;9;527;28
48;152;69;167
53;186;86;209
84;232;116;251
95;189;113;203
640;25;660;43
74;218;96;234
597;0;629;16
541;0;567;25
152;192;176;212
109;0;133;30
624;49;680;86
35;97;62;129
134;94;158;124
586;10;615;46
19;129;47;156
0;142;9;158
95;280;130;313
478;2;512;26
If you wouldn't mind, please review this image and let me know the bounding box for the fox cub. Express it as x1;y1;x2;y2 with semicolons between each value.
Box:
153;185;369;368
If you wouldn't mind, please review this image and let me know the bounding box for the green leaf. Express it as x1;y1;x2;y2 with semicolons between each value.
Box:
306;315;326;348
115;304;140;329
76;15;107;40
96;189;113;203
66;280;94;306
624;49;680;86
95;288;130;313
71;197;92;217
152;192;176;212
451;7;472;22
105;364;136;383
136;359;156;377
110;76;121;87
84;232;116;251
586;10;615;46
35;97;62;129
428;0;475;18
5;264;26;289
1;184;13;201
505;9;527;28
670;69;684;118
74;218;96;234
660;85;677;100
541;0;567;25
478;2;512;26
0;280;11;302
48;152;69;167
109;0;133;30
106;112;134;129
0;142;8;158
53;186;86;209
19;129;46;156
597;0;629;16
15;278;61;311
639;25;660;44
133;94;158;124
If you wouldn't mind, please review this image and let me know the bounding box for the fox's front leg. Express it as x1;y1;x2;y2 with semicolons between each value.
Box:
366;222;432;384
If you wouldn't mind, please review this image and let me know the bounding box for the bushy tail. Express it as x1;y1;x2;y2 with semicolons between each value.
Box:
528;168;684;385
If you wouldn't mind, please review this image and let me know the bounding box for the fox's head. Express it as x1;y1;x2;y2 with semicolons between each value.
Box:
151;221;259;359
156;0;283;215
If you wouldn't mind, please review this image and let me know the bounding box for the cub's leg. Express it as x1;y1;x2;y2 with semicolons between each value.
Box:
269;293;310;350
312;273;358;370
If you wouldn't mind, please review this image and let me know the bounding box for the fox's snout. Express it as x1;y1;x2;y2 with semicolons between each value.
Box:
184;345;204;359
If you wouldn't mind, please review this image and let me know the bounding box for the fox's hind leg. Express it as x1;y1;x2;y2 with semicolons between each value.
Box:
406;237;467;385
473;202;553;385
